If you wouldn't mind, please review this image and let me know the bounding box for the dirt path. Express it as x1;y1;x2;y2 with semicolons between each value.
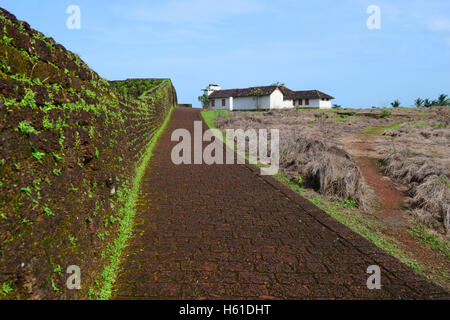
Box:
343;134;407;227
112;108;447;299
342;129;450;291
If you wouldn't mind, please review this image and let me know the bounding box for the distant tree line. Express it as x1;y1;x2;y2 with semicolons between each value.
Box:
390;94;449;108
414;94;449;108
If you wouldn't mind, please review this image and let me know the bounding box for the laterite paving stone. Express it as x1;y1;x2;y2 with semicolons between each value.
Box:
114;107;448;300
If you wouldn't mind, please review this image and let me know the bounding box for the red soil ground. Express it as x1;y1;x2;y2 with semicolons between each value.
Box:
344;132;450;291
349;137;406;226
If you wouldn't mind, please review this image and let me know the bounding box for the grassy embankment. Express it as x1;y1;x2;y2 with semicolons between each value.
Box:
97;105;175;300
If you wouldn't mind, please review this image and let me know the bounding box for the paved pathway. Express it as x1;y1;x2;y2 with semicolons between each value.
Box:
114;108;448;299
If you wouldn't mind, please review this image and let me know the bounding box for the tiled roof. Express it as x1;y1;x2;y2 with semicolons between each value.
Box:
293;90;335;100
208;86;278;99
209;86;334;100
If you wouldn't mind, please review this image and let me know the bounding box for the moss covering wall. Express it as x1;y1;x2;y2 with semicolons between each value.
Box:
0;8;177;299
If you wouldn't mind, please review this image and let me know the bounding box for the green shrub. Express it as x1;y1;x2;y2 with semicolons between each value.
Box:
379;109;392;118
391;100;401;108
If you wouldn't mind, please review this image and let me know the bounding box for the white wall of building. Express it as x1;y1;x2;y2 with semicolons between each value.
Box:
208;88;333;111
292;99;326;109
308;99;321;108
205;85;222;96
210;98;230;110
232;95;271;110
269;89;293;109
319;99;332;109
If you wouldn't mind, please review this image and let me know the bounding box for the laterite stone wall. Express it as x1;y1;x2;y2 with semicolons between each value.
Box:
0;8;177;299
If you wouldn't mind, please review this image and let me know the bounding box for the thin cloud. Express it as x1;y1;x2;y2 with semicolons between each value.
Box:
427;16;450;33
110;0;269;26
103;0;271;44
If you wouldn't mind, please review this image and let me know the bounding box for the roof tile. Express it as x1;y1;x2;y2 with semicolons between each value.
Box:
208;86;334;100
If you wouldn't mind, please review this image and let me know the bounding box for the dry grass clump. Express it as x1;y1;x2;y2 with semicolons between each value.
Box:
411;176;449;234
279;131;372;210
218;108;449;234
380;115;450;234
382;150;448;185
217;111;373;210
383;123;450;143
382;150;449;234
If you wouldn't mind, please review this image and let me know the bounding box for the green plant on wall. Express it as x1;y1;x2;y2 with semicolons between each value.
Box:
17;121;39;135
18;88;37;109
1;281;13;296
0;8;178;299
32;149;46;162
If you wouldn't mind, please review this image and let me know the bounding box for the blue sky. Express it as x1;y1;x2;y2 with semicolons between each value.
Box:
1;0;449;108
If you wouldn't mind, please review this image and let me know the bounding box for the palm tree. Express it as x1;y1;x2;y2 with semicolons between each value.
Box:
437;94;448;106
391;100;400;108
423;99;432;108
414;98;424;108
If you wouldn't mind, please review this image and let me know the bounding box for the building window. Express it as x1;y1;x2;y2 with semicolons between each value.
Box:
211;100;215;107
305;99;309;106
299;99;303;106
222;99;226;107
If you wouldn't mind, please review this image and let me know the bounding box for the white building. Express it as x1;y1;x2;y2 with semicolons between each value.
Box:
205;85;334;111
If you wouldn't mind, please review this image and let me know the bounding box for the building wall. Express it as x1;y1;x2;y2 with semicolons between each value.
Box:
269;89;294;109
205;85;222;96
292;99;320;109
209;90;334;111
319;99;332;109
210;98;230;110
308;99;321;108
232;95;271;110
